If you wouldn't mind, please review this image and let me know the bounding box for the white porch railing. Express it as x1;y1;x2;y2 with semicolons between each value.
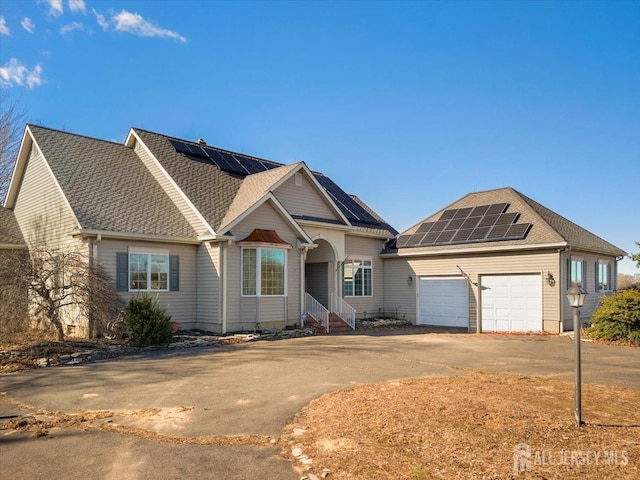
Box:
305;293;329;332
330;293;356;330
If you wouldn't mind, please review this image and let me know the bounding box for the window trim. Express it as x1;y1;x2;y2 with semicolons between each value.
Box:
241;246;288;297
128;250;170;293
568;256;585;288
596;260;611;292
343;257;373;298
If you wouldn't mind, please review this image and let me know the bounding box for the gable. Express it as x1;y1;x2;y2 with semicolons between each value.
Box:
272;170;343;223
12;141;79;246
231;200;302;246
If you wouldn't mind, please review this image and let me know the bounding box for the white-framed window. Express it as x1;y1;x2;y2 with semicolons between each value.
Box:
597;261;611;291
569;257;585;288
241;247;287;296
129;251;169;292
343;258;373;297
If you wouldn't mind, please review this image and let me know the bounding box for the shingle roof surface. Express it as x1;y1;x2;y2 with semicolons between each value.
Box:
135;128;396;236
29;125;196;238
133;129;244;231
396;187;625;256
0;206;25;245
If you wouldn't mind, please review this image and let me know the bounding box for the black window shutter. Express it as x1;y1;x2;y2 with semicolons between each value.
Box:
170;255;179;291
567;258;571;288
116;252;128;292
595;261;599;291
582;260;586;289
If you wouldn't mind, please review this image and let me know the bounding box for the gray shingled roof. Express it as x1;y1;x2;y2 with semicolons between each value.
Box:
135;128;397;237
29;125;196;238
0;206;25;245
395;187;625;256
133;129;244;231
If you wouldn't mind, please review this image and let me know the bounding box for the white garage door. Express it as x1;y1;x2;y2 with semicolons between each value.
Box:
418;278;469;327
481;274;542;332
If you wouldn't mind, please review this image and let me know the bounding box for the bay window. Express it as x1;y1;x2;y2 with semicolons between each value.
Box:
242;248;286;296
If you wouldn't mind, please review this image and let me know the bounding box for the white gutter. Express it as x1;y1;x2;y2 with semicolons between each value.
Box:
72;229;201;245
381;241;569;258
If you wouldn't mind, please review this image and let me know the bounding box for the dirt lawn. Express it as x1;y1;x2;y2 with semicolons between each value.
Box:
283;374;640;479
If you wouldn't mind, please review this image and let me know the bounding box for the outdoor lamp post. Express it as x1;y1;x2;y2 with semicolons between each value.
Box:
566;284;588;427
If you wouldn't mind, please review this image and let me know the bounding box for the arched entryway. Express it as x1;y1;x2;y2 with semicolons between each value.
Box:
305;239;335;308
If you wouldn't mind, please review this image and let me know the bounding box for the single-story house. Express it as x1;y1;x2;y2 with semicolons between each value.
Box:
1;125;626;336
382;187;627;333
3;125;396;336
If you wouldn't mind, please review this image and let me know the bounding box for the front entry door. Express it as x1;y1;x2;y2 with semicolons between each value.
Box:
306;262;329;308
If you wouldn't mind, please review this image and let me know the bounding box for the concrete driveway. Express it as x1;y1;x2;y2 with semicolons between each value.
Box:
1;331;639;479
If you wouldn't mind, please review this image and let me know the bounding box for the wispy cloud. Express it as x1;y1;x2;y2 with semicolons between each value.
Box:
0;59;44;89
21;17;36;33
0;16;10;36
92;9;109;31
38;0;64;17
60;21;85;36
92;9;186;43
69;0;86;14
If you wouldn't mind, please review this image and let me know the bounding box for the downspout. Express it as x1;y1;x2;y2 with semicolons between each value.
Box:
558;247;568;334
222;241;228;335
300;247;308;326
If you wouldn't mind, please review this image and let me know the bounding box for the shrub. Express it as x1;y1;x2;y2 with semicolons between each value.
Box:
123;295;174;347
587;289;640;345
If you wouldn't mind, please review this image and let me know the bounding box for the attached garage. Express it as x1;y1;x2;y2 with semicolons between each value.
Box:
418;277;469;328
480;274;542;332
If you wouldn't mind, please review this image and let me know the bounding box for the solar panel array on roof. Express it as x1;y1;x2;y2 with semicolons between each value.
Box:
313;174;380;225
397;203;533;248
169;139;280;175
169;138;383;227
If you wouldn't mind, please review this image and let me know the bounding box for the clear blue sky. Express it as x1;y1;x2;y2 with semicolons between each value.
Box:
1;0;638;274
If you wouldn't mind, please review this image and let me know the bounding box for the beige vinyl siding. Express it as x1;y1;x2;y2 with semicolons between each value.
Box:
13;147;79;248
225;201;302;331
196;242;220;331
561;249;617;329
384;250;560;332
133;139;210;236
273;174;340;221
344;235;385;318
98;239;198;328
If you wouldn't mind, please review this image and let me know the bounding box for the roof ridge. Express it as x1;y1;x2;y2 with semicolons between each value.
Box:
514;189;624;253
132;127;285;167
28;124;126;147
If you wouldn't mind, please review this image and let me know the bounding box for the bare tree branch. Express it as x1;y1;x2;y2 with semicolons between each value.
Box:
0;92;27;203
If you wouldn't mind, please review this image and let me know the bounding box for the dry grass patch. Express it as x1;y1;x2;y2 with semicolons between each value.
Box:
282;374;640;479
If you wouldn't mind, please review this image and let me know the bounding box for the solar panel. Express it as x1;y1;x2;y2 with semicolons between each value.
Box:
408;232;426;245
506;223;532;238
478;214;500;227
467;226;491;241
186;144;208;158
445;218;466;230
486;203;509;215
422;231;441;244
470;205;490;217
452;229;474;242
396;234;412;247
169;139;192;155
439;209;457;220
461;217;481;229
398;201;532;248
314;175;380;225
487;224;511;238
431;220;450;232
416;222;434;234
453;207;474;219
495;212;519;225
235;155;264;174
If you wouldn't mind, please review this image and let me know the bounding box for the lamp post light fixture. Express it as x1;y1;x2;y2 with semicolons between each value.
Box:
566;284;588;427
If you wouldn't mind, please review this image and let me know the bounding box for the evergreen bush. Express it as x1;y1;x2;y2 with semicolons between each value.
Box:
123;295;174;347
587;289;640;345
